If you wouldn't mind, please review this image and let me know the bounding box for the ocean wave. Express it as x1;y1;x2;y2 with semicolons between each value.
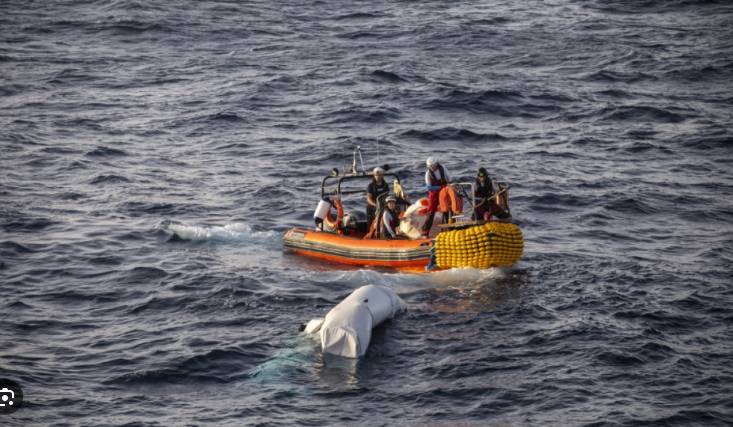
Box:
584;0;731;13
120;201;201;217
0;83;28;97
602;196;660;216
323;105;402;124
434;88;524;105
424;87;550;117
159;221;282;247
665;61;733;82
527;193;593;211
368;69;408;83
89;174;131;185
0;240;36;255
468;17;512;26
109;345;271;385
594;349;645;367
2;217;57;233
207;112;247;122
89;18;175;36
329;12;388;21
582;69;657;83
122;266;168;283
681;135;733;150
47;68;101;85
400;127;505;142
599;105;690;123
84;146;128;157
335;30;383;40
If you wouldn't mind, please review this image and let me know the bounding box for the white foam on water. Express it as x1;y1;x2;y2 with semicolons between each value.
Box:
160;221;282;249
317;266;512;294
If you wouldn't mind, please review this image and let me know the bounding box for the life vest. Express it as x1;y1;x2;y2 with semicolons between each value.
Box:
438;185;463;214
427;164;447;187
474;179;494;199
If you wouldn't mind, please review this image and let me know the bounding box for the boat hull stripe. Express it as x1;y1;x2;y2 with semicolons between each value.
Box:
283;237;431;262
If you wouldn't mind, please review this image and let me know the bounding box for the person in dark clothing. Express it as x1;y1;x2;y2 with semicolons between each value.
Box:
366;167;389;225
474;167;510;220
474;167;493;221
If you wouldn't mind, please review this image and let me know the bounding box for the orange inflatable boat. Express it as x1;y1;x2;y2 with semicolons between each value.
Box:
283;150;523;272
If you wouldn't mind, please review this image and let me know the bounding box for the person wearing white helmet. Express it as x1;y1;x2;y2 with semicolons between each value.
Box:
380;194;400;239
366;166;389;226
422;157;450;236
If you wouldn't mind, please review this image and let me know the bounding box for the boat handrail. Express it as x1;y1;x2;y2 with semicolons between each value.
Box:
321;173;401;199
451;182;477;218
451;181;511;219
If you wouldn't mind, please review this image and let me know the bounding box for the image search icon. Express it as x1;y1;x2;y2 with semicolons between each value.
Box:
0;379;23;414
0;387;15;406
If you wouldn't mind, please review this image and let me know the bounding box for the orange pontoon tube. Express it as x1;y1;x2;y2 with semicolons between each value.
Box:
283;227;432;272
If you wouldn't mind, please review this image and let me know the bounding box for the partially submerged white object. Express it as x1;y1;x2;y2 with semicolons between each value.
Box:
304;318;324;335
304;285;406;358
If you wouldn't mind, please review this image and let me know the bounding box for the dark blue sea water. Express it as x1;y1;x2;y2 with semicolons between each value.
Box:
2;0;733;425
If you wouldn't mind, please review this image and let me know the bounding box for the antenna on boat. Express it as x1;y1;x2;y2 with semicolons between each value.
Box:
376;139;380;167
352;145;366;175
351;146;358;174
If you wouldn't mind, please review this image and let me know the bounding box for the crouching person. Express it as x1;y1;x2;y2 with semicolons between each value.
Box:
381;195;400;240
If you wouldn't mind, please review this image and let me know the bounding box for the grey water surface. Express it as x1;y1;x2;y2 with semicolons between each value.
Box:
2;0;732;425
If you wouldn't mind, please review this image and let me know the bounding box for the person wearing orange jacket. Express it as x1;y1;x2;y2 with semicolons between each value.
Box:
422;157;450;236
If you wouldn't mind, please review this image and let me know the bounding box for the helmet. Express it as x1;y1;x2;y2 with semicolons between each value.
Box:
373;167;384;175
385;195;397;203
477;167;488;177
426;157;437;167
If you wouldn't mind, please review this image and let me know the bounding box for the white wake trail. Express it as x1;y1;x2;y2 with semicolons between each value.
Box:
160;221;281;248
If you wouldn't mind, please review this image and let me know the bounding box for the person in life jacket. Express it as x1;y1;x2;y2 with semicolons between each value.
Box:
474;167;494;221
474;167;510;221
366;166;389;226
422;157;450;236
380;194;400;239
